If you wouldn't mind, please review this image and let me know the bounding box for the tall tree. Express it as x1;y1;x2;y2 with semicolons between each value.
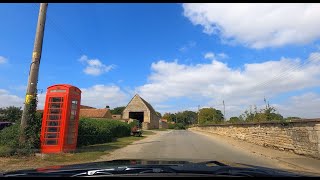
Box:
162;113;176;122
110;106;126;115
198;108;224;124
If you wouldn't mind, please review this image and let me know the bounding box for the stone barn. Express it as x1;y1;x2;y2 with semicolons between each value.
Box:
122;94;160;129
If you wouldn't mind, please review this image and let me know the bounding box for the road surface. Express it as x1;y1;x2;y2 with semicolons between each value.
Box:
99;130;320;174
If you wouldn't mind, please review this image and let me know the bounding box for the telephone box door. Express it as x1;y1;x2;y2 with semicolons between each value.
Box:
42;95;66;153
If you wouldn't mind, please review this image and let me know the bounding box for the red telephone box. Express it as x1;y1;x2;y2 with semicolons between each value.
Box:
40;84;81;153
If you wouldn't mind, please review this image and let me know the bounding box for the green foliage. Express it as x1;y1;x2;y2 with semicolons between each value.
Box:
22;96;42;152
284;116;301;121
77;118;131;147
239;102;284;123
0;124;20;150
0;106;22;122
128;119;140;128
228;116;242;123
198;108;224;125
168;123;185;130
110;106;126;115
0;96;42;157
162;113;175;122
163;111;197;126
175;111;198;125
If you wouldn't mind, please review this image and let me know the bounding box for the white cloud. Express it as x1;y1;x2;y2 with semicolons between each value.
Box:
0;89;24;108
274;92;320;118
37;84;130;110
80;85;129;109
137;51;320;118
204;52;215;60
183;3;320;49
204;52;228;60
217;53;228;59
179;41;196;52
0;56;8;64
79;55;115;76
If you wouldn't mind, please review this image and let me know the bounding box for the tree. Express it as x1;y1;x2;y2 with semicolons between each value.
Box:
0;106;22;122
240;103;284;123
162;113;176;122
110;106;126;115
198;108;224;124
163;111;197;126
229;116;241;123
181;110;197;125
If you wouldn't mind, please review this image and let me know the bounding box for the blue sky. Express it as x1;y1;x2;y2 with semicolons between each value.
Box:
1;3;320;118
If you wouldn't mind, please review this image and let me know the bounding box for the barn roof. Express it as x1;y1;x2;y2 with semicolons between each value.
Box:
79;109;111;118
80;105;96;109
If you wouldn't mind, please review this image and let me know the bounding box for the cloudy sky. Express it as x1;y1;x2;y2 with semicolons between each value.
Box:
0;3;320;119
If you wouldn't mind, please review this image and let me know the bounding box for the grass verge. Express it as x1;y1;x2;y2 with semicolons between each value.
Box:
0;132;155;173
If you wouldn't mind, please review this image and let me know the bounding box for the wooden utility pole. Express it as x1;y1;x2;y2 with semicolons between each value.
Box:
20;3;48;143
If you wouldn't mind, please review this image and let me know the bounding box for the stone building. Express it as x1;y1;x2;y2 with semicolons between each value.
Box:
122;94;160;129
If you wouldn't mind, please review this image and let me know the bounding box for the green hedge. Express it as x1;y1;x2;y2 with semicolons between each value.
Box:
0;117;132;156
77;118;131;147
0;124;20;156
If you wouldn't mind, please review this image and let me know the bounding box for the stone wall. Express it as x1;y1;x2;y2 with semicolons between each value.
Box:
149;112;160;129
142;122;150;130
190;119;320;159
159;121;168;129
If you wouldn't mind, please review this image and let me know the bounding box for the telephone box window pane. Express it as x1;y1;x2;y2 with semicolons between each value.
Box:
70;115;75;120
49;109;61;114
45;133;59;138
46;139;58;145
50;97;63;103
50;103;62;109
67;135;75;144
49;115;60;120
48;127;58;132
47;121;60;126
71;110;76;116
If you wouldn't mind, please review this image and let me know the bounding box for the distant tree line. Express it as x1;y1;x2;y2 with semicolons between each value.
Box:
228;103;301;124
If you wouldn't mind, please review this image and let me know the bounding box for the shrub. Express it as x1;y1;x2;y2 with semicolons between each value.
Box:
128;119;139;128
77;118;131;147
0;123;20;150
0;119;42;157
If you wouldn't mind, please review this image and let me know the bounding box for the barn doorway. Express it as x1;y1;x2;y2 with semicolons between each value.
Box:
129;112;144;127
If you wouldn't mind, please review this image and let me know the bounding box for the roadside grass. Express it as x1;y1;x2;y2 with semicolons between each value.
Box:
0;132;156;173
142;130;157;135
